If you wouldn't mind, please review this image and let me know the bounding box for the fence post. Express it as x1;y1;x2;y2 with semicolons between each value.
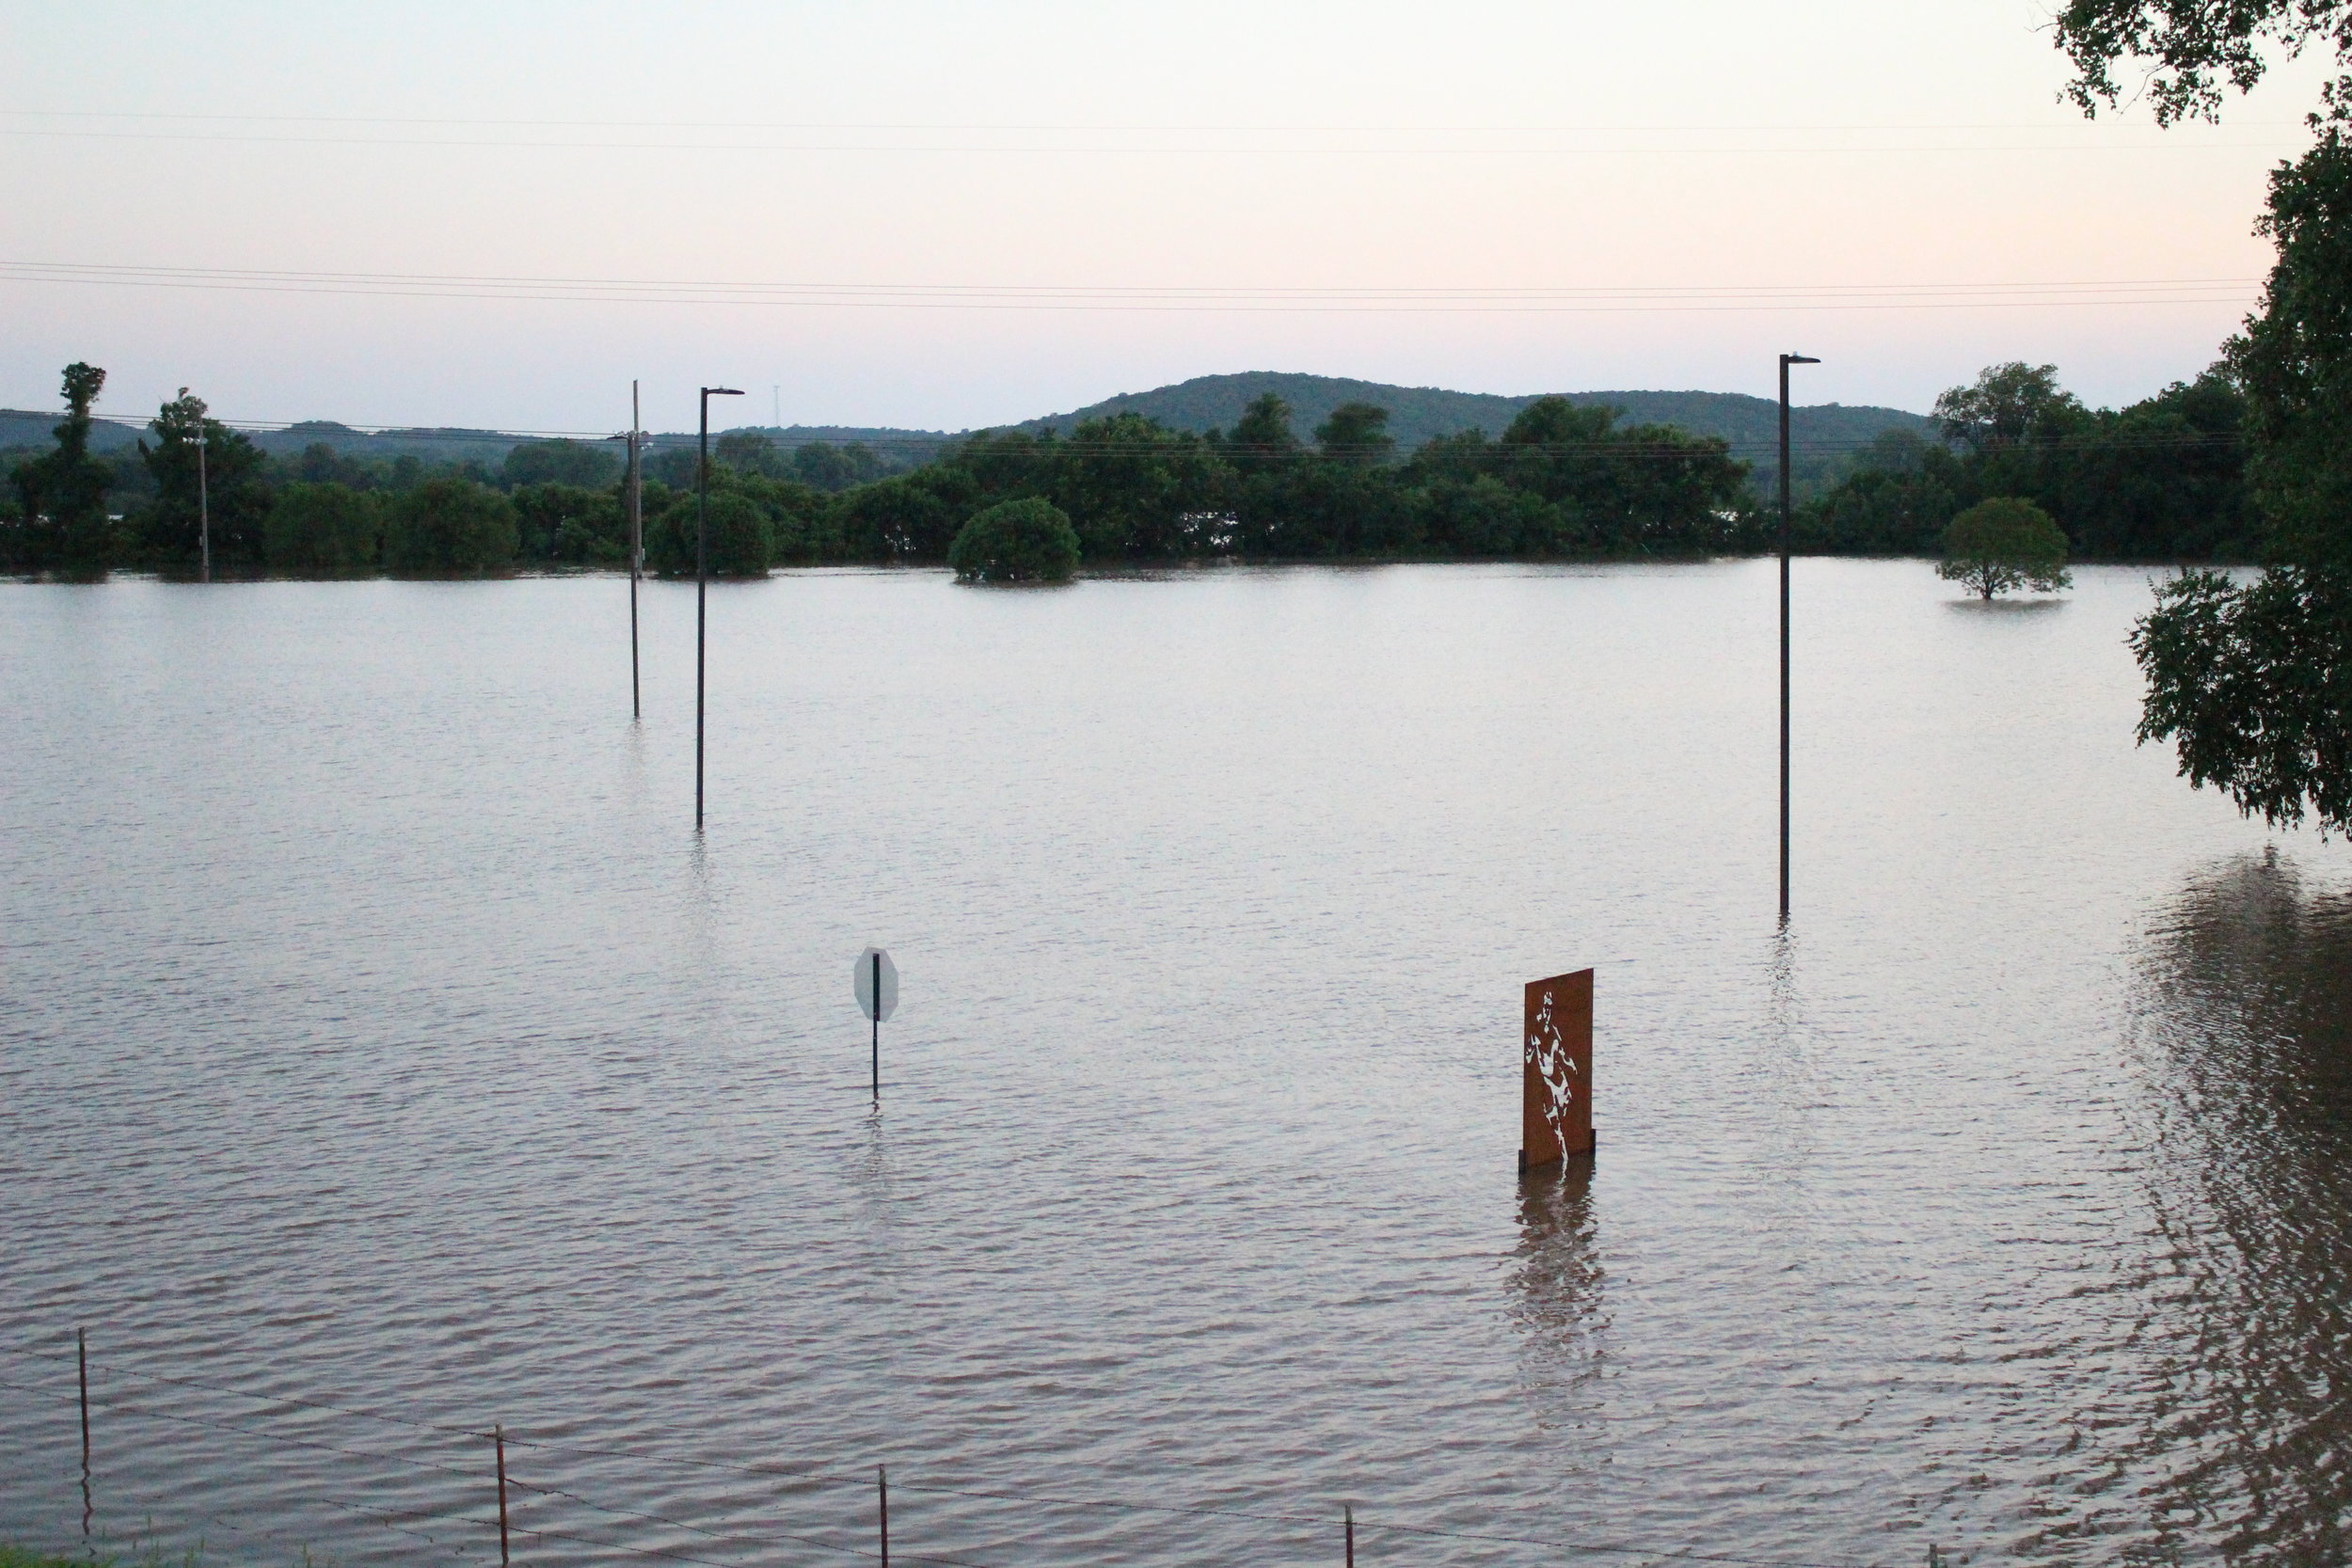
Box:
495;1424;511;1567
77;1328;90;1538
1344;1503;1354;1567
879;1465;889;1568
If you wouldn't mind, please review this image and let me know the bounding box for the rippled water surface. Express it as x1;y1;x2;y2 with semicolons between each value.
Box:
4;562;2350;1568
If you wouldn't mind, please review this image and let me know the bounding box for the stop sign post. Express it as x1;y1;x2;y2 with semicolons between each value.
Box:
855;947;898;1101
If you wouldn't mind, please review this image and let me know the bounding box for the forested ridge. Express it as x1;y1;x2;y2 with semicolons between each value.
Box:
1;362;2249;578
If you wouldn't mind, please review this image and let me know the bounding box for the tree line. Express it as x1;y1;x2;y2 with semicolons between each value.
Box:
3;360;2264;581
0;388;905;578
3;385;1764;578
1796;363;2250;561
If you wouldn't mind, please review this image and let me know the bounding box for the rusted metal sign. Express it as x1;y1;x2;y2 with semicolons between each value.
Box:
1521;968;1595;1171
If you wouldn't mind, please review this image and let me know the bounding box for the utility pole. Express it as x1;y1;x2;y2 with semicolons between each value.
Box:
195;430;210;584
1778;353;1819;927
697;385;744;831
628;382;644;721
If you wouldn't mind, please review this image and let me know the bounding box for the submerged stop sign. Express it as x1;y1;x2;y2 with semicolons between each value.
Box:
854;947;898;1022
856;947;898;1102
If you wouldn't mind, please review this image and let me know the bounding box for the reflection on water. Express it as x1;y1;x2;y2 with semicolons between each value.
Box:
2122;853;2352;1568
1509;1158;1608;1437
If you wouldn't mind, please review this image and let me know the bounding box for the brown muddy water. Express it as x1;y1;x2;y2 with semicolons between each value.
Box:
2;561;2347;1567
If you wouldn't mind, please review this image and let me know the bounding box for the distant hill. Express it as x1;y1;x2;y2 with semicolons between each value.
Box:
1010;372;1930;489
3;373;1929;493
0;408;145;453
0;410;569;466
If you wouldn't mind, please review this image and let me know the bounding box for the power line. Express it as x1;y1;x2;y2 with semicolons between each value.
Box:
6;258;2265;293
0;260;2261;315
0;108;2312;131
0;125;2303;155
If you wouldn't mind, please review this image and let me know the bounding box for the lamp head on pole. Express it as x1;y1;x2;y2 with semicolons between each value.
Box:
1783;354;1820;368
703;387;744;398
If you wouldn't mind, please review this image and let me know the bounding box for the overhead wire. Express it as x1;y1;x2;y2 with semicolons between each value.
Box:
0;125;2303;154
0;109;2313;130
0;259;2260;313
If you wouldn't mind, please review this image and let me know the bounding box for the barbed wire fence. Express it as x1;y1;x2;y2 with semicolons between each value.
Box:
0;1336;1941;1568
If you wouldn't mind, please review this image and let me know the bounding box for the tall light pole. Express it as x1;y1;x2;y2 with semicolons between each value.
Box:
696;385;744;831
628;381;645;721
1778;353;1819;926
194;429;210;584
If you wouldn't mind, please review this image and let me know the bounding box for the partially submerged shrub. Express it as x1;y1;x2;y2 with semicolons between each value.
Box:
383;478;517;576
948;498;1080;583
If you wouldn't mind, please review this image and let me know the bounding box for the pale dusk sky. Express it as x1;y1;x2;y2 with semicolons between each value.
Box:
0;1;2331;435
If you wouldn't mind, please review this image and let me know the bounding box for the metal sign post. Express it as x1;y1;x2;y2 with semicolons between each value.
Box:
1778;352;1819;926
628;381;644;721
854;947;899;1101
695;384;743;830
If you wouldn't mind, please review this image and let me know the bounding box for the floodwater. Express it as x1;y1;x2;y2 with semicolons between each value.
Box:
2;561;2347;1568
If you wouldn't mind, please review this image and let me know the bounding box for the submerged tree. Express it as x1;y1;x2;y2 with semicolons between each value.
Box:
7;363;114;577
1938;497;2073;600
264;483;383;576
384;478;519;575
647;489;774;578
948;497;1080;582
141;388;269;573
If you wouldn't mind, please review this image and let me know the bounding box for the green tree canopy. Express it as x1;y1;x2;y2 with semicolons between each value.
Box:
1799;363;2249;561
512;483;625;567
502;439;620;490
1938;496;2074;600
793;441;889;491
292;442;378;488
832;468;979;561
714;432;783;477
1931;363;2090;452
140;388;269;573
2131;132;2352;830
948;497;1081;582
2132;566;2352;830
264;482;383;576
2056;0;2352;124
1496;397;1749;555
1046;413;1225;559
2046;0;2352;831
1219;392;1305;474
7;362;114;577
384;478;519;575
647;489;774;578
1314;403;1395;467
